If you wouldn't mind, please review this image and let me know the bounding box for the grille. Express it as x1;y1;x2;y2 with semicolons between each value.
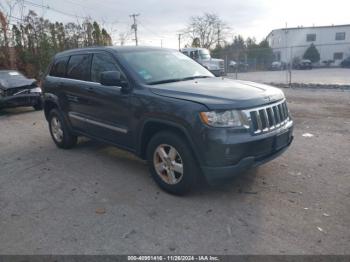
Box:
243;100;290;134
4;87;30;96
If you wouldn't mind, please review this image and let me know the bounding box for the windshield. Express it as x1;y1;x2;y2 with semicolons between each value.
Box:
120;50;214;84
199;49;211;60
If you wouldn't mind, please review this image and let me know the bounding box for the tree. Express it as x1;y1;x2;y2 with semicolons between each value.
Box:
92;21;102;45
191;37;200;47
185;13;229;49
247;39;273;69
303;43;320;63
101;28;112;46
1;9;113;77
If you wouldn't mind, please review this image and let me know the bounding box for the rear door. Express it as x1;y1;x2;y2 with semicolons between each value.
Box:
62;53;93;131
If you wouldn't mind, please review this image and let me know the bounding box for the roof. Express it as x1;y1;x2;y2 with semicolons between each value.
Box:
266;24;350;38
55;46;174;57
181;47;208;51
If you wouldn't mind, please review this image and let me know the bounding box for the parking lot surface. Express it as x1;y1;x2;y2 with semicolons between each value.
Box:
0;88;349;254
228;68;350;85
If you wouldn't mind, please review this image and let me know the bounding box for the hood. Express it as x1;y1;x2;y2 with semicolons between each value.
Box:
149;77;285;110
0;78;37;90
202;58;224;64
210;58;224;62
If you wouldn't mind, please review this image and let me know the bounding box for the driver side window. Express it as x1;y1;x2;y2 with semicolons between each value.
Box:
91;53;122;83
190;51;199;60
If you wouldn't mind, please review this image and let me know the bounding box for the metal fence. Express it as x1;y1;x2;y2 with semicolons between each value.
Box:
216;43;350;86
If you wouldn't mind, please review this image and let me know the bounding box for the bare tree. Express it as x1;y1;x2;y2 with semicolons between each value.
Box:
184;13;229;49
119;30;132;46
0;0;19;68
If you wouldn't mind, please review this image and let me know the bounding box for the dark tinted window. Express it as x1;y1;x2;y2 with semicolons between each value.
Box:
335;32;345;41
91;53;120;83
306;34;316;42
67;54;91;81
50;56;69;77
334;52;343;60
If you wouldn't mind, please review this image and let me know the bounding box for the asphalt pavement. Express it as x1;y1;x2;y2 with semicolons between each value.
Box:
0;88;349;254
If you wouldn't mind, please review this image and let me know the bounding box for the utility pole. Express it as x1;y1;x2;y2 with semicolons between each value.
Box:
177;33;182;51
217;26;221;47
130;13;140;46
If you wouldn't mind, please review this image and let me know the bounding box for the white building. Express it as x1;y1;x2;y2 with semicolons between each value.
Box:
266;24;350;66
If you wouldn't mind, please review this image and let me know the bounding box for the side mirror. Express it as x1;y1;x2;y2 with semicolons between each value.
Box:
100;71;122;86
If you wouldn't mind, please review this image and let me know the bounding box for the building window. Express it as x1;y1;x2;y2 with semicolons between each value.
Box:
306;34;316;42
333;52;344;60
335;32;346;41
273;51;281;61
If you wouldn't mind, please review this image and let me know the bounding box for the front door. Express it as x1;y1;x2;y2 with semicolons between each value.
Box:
80;51;132;148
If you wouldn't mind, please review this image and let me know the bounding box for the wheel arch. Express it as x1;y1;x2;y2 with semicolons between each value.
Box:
138;119;202;165
43;93;60;121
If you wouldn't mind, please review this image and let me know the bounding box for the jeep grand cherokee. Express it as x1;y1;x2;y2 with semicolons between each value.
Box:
42;47;293;195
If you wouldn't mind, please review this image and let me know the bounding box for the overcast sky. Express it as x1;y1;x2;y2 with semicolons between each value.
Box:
5;0;350;48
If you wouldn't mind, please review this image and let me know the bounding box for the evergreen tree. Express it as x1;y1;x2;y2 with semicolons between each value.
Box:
0;10;113;77
303;43;320;63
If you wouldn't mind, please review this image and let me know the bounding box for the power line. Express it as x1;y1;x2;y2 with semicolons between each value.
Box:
129;13;139;46
22;0;88;20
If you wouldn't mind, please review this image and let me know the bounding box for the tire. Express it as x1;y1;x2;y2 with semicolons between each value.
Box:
33;98;43;111
146;131;199;195
33;103;43;111
48;109;77;149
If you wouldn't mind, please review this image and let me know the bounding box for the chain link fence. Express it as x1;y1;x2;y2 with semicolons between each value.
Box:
215;43;350;86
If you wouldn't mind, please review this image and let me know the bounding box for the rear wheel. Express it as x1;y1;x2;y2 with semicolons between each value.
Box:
146;131;199;195
48;109;77;149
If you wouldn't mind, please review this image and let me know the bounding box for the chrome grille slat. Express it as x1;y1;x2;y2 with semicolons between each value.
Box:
273;106;280;125
256;111;263;132
243;99;290;135
278;104;284;121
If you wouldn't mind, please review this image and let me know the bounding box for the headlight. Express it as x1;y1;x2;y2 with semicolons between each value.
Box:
200;110;245;128
30;87;42;93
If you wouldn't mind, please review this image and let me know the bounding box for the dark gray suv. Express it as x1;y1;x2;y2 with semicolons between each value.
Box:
42;46;293;195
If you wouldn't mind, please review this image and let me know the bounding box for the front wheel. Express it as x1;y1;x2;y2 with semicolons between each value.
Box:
146;131;200;195
48;109;77;149
33;103;43;111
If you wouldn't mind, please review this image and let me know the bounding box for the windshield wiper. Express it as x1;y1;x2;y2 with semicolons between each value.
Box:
180;76;212;81
148;75;211;85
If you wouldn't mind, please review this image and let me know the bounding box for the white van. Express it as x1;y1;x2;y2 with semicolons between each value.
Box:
181;48;225;76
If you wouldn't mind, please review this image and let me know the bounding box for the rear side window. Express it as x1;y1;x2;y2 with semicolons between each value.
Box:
50;56;69;77
66;54;91;81
91;53;121;83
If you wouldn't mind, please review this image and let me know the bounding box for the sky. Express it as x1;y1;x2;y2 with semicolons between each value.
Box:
3;0;350;48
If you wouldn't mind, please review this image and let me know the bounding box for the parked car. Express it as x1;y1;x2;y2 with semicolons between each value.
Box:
181;48;225;76
229;60;249;72
293;59;312;70
270;61;286;71
340;57;350;68
42;47;294;195
0;70;42;110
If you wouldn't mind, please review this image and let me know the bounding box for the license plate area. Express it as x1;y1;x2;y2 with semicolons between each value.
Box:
274;130;290;150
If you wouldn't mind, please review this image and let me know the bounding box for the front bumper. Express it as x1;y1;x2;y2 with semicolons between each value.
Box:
198;120;294;184
210;69;225;77
0;93;42;108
